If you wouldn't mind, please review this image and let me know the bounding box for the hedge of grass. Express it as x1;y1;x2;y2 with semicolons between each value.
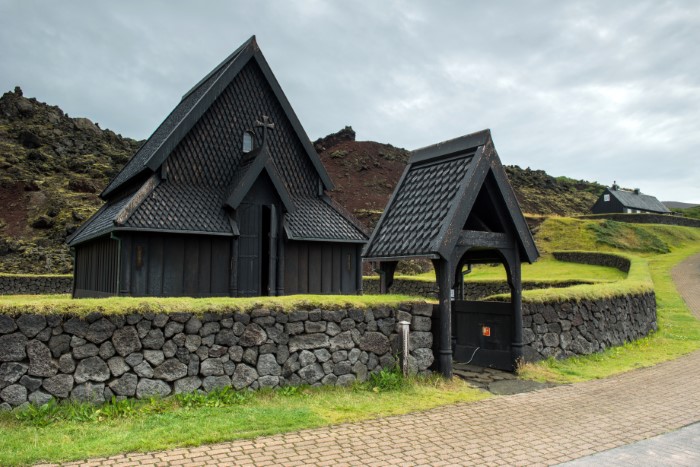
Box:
0;272;72;279
0;294;429;318
487;250;652;303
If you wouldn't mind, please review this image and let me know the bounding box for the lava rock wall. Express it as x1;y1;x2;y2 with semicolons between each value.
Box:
0;275;72;295
0;303;433;409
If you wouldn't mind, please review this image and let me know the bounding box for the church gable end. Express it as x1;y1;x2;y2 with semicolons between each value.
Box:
162;60;319;197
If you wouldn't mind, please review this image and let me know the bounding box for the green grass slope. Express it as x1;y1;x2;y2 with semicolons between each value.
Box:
520;217;700;382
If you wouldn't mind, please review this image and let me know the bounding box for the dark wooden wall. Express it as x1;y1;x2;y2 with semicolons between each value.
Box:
73;235;119;298
119;232;231;297
284;241;362;295
75;233;362;298
591;190;625;214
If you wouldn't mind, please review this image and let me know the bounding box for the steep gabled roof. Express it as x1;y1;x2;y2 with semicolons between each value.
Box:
607;188;670;213
363;129;538;262
70;37;367;248
226;144;295;213
101;35;333;199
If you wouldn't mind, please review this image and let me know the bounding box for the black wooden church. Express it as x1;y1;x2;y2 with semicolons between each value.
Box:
68;37;367;298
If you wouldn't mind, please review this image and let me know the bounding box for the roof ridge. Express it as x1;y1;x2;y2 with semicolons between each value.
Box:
181;35;256;102
100;37;258;199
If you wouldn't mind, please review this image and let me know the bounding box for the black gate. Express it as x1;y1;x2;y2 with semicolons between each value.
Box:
451;300;513;371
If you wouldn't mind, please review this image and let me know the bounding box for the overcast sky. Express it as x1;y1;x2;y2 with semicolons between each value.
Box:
1;0;699;202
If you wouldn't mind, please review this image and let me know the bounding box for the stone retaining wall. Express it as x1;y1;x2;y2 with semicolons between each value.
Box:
0;304;434;409
363;278;587;299
552;252;631;273
521;292;657;361
578;213;700;228
0;276;72;295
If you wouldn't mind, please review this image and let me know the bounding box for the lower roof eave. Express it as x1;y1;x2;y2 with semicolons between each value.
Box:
112;227;235;237
70;226;236;247
287;236;367;244
362;253;440;262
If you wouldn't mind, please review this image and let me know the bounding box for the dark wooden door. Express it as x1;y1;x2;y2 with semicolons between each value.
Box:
237;203;279;297
237;203;262;296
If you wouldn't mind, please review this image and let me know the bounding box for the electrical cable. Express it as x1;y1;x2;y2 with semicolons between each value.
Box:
465;346;480;364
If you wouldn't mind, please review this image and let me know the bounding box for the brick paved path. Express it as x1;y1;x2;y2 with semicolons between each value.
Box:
672;252;700;320
48;254;700;466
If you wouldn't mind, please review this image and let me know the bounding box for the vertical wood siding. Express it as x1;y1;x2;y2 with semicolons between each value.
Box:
284;241;361;295
123;232;231;297
73;236;119;297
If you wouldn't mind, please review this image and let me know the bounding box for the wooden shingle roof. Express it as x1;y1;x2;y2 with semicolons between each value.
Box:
100;36;333;199
363;129;538;262
68;37;367;247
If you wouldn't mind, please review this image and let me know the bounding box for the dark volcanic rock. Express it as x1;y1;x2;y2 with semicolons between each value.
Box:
0;333;28;361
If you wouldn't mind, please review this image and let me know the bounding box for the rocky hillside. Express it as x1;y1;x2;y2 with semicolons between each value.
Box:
0;90;605;274
0;87;140;273
316;127;605;230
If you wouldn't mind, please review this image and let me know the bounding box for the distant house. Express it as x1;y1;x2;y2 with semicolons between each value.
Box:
67;36;367;298
591;183;670;215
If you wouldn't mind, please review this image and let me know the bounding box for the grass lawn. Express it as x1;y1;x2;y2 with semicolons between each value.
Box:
519;219;700;383
0;293;428;317
388;255;627;283
0;377;487;466
1;217;699;464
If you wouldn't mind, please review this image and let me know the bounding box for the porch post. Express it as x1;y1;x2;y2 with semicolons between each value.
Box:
378;261;397;294
504;248;523;369
433;258;453;378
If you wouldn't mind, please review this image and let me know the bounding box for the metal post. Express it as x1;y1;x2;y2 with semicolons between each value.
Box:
398;320;411;376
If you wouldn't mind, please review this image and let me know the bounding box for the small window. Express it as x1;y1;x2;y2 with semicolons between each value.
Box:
242;131;254;153
603;194;610;202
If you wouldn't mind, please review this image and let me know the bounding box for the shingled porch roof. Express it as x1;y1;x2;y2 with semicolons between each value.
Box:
363;129;538;263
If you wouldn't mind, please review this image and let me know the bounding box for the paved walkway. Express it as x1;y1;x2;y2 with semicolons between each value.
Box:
50;254;700;466
672;251;700;318
561;422;700;466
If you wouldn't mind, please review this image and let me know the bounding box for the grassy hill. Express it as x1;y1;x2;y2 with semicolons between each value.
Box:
0;91;671;275
0;87;140;273
671;205;700;220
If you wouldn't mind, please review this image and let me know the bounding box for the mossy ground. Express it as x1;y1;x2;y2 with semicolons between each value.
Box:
0;375;486;466
0;293;428;317
1;217;700;464
518;218;700;382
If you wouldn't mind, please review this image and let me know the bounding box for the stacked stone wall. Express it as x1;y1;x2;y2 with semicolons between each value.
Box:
521;292;656;361
0;276;72;295
0;303;433;409
552;252;631;273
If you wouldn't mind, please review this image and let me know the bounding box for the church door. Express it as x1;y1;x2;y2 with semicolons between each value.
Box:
237;203;278;296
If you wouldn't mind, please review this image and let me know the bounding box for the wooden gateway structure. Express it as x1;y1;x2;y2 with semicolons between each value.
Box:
363;130;539;376
68;36;367;298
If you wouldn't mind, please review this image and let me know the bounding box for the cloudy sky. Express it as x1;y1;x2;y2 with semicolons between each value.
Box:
1;0;699;202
